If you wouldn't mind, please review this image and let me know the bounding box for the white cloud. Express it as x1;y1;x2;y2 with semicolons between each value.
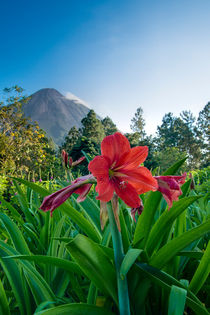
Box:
65;91;89;107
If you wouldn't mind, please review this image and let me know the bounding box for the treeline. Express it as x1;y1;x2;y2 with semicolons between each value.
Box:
0;86;209;182
60;104;209;173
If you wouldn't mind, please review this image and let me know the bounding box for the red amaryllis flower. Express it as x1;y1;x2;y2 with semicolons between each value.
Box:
62;150;68;167
40;174;95;215
88;132;158;208
62;150;86;169
154;173;187;208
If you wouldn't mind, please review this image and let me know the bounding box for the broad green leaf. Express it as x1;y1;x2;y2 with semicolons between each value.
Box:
149;219;210;269
87;282;97;305
0;196;23;224
12;177;49;196
133;191;162;247
8;255;83;275
66;234;118;304
71;195;102;237
145;196;201;256
168;285;187;315
177;250;203;260
35;303;115;315
0;277;10;315
0;241;55;306
0;241;32;315
0;213;31;256
13;180;36;225
120;248;143;279
163;157;188;176
189;241;210;294
135;262;209;315
61;203;102;242
73;194;101;230
119;208;130;253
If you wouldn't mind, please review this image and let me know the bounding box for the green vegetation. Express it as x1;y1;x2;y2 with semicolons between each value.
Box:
0;158;209;314
0;86;209;314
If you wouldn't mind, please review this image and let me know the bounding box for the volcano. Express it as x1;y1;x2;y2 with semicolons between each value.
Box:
23;88;91;145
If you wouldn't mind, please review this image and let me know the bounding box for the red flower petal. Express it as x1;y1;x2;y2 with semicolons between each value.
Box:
117;146;148;170
154;173;186;208
120;167;158;194
101;132;130;165
74;184;92;202
40;185;74;214
112;177;141;208
40;175;95;215
95;177;114;202
88;156;109;177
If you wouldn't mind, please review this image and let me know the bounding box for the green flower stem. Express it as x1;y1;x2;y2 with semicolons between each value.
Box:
108;206;130;315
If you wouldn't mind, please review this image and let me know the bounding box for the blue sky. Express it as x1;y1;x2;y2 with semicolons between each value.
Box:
1;0;210;134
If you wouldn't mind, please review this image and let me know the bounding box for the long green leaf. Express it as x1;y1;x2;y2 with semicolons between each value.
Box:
145;196;201;256
168;285;187;315
0;196;23;224
0;213;31;255
150;219;210;269
66;234;118;304
135;262;209;315
189;241;210;294
0;278;10;315
119;208;130;253
0;241;31;315
13;180;36;225
163;157;188;175
73;194;101;230
120;248;143;279
12;177;50;195
8;255;83;275
0;241;55;306
177;250;203;260
35;303;115;315
133;191;162;247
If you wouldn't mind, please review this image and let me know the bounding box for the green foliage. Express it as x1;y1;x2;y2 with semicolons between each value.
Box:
154;147;187;173
81;110;105;144
130;107;146;140
197;102;210;167
0;174;8;196
61;126;80;152
191;166;210;193
102;116;118;136
0;86;58;180
0;158;209;314
156;111;203;170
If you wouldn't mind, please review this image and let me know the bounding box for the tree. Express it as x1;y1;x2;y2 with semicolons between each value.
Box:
81;110;105;144
197;103;210;167
156;111;202;170
125;132;140;147
0;86;56;179
102;116;118;136
154;147;187;173
61;126;80;153
130;107;146;140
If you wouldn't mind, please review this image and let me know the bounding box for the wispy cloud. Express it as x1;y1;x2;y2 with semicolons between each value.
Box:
65;91;89;107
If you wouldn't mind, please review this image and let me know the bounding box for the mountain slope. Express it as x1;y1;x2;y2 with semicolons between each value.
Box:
23;88;91;145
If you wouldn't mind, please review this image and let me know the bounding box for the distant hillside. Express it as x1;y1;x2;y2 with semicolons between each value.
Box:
23;88;91;145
